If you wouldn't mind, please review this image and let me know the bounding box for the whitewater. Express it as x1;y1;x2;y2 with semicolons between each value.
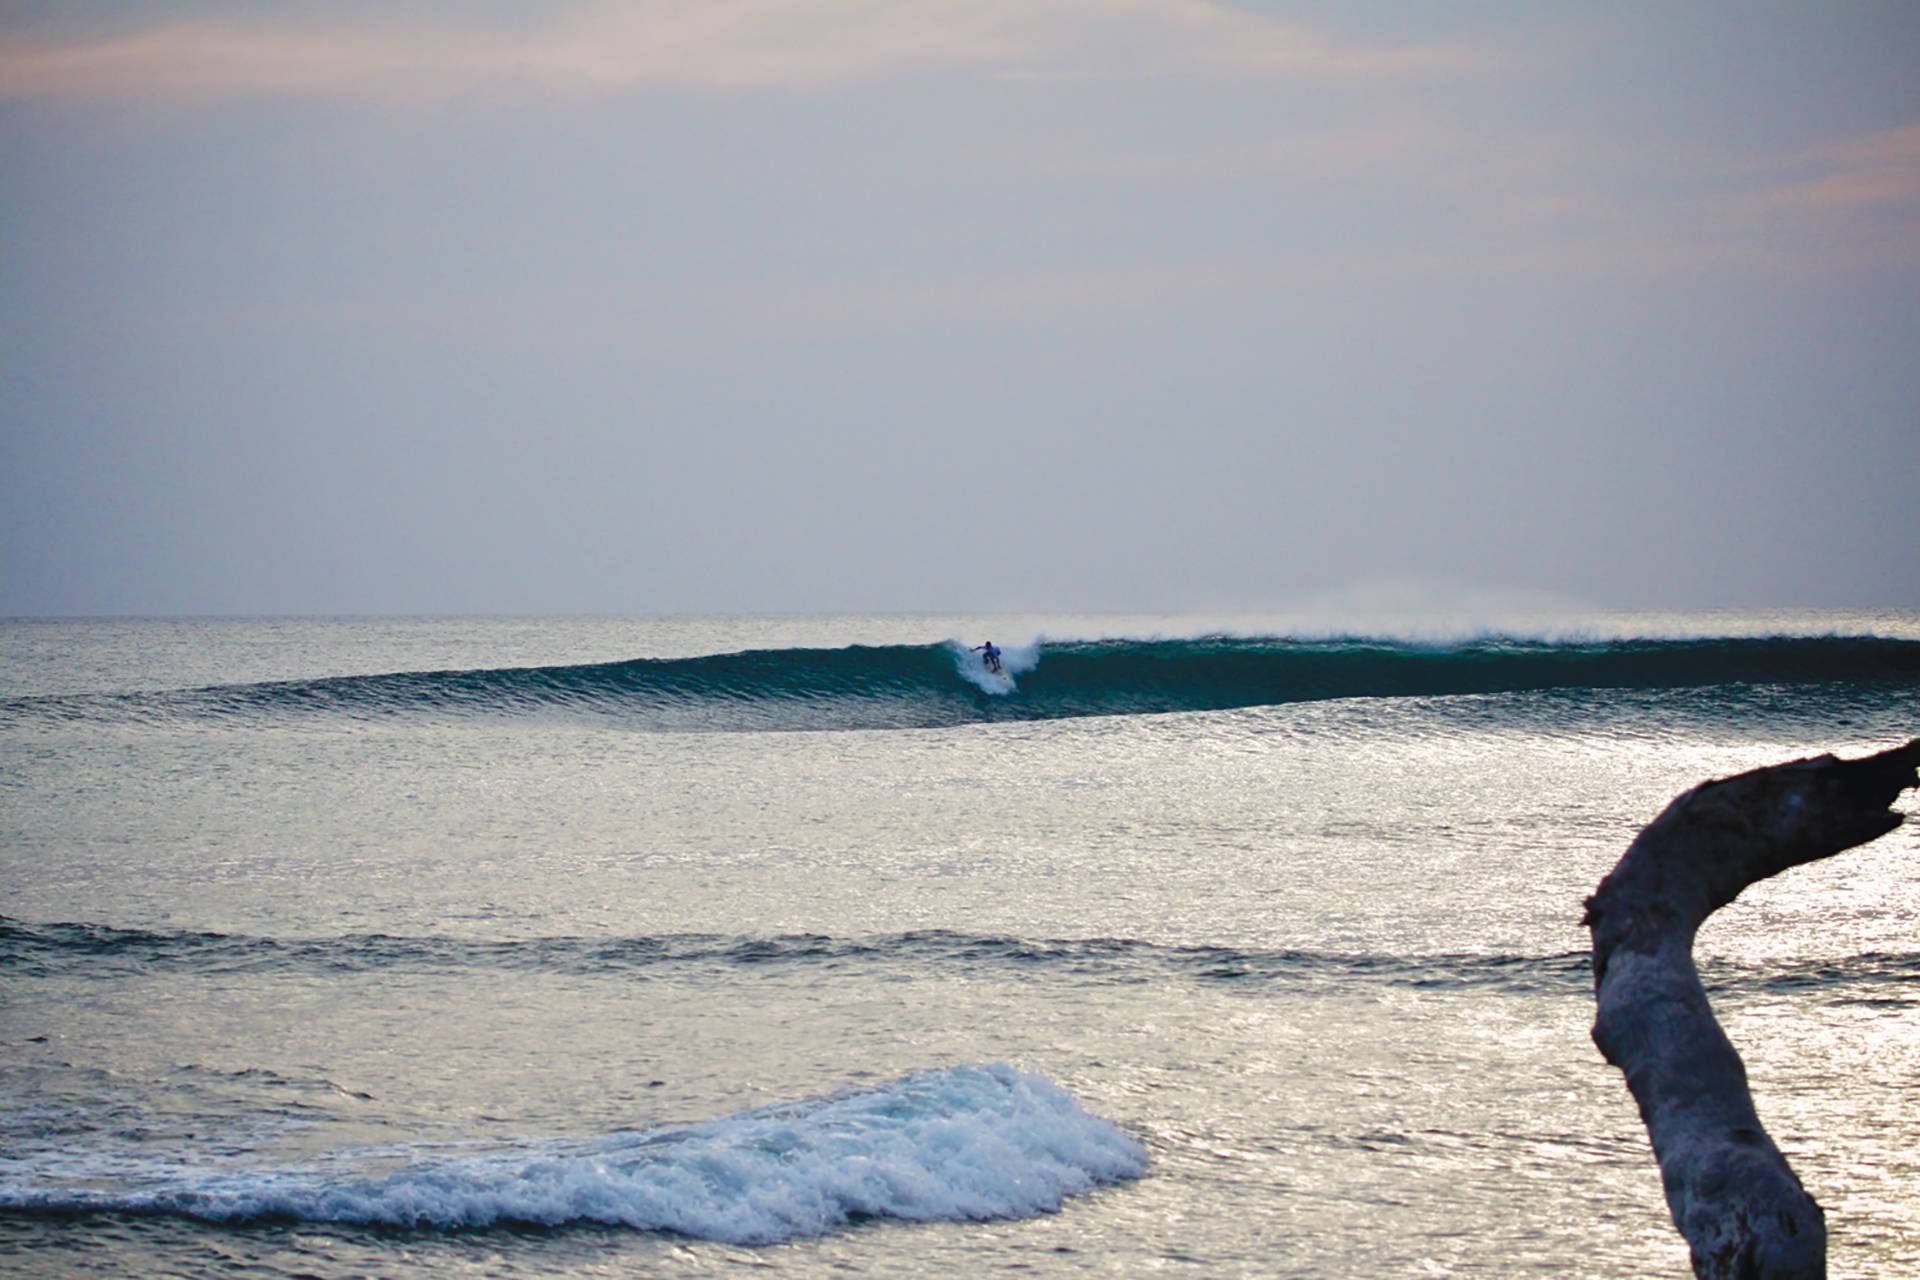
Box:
2;611;1917;1278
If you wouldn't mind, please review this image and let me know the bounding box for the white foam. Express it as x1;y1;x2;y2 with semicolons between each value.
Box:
948;640;1040;694
0;1064;1146;1244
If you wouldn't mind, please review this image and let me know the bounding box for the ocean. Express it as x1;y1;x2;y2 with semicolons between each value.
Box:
2;611;1916;1278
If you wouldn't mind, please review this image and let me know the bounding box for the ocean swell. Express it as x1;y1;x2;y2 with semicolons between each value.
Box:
9;918;1914;1000
3;634;1915;732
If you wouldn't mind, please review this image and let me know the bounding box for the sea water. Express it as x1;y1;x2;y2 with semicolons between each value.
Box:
1;611;1916;1278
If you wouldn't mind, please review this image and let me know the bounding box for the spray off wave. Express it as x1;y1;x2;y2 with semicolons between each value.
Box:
4;633;1915;732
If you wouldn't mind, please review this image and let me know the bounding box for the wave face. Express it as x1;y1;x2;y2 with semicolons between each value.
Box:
5;634;1916;732
0;1062;1147;1242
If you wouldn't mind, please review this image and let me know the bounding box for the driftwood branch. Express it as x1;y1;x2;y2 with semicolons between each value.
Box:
1584;738;1920;1280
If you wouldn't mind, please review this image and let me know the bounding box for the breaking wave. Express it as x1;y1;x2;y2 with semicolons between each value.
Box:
0;1063;1146;1242
4;634;1915;732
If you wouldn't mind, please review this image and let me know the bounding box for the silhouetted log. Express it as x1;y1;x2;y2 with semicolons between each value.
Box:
1584;738;1920;1280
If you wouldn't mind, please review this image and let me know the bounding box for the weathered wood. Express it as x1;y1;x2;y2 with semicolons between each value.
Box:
1584;738;1919;1279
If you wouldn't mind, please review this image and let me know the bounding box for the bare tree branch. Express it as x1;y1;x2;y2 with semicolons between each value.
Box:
1584;738;1920;1280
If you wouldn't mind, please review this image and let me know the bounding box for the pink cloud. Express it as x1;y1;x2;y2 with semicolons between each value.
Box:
1761;123;1920;210
0;1;1476;103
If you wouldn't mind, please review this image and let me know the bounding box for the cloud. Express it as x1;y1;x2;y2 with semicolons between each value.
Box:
0;0;1475;103
1760;122;1920;210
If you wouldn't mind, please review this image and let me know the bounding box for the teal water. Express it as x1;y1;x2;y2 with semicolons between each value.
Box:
2;612;1916;1277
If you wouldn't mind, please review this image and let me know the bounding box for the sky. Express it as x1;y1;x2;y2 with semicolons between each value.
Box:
2;1;1916;617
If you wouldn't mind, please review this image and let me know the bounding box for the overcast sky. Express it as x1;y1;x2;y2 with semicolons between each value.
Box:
3;2;1916;617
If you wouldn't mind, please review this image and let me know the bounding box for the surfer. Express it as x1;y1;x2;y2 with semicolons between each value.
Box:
973;641;1003;674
